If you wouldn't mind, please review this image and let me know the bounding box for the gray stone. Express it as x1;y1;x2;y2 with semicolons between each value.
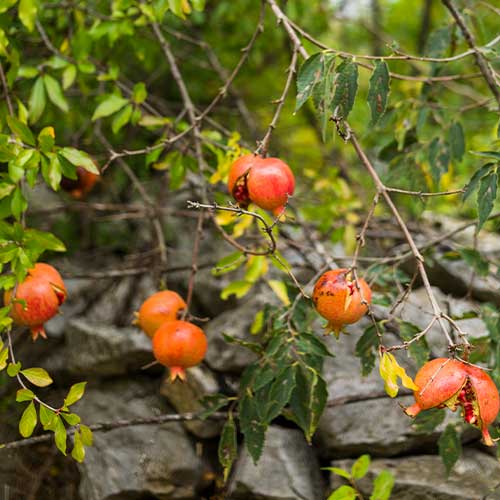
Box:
75;377;204;500
204;289;278;373
160;365;222;438
228;426;324;500
61;318;154;377
329;448;500;500
316;394;477;459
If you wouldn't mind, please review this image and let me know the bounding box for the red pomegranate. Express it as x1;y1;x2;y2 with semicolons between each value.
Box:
61;166;100;199
405;358;500;446
134;290;187;338
152;320;208;381
227;154;295;216
29;263;67;304
312;269;372;337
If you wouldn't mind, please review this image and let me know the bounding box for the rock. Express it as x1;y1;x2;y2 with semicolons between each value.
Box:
329;448;500;500
316;394;477;459
160;365;222;438
204;288;278;373
59;318;154;377
228;426;324;500
74;377;204;500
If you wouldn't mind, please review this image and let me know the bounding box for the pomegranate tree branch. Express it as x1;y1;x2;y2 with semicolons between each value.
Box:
256;48;299;156
0;60;13;116
442;0;500;109
0;411;229;450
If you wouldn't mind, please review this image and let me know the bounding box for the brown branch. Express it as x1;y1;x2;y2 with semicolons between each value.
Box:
442;0;500;109
0;411;229;450
0;60;13;116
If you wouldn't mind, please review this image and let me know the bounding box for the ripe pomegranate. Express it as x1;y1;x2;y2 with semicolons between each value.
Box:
312;269;372;337
60;166;100;199
4;263;66;340
134;290;187;338
152;320;207;381
227;154;295;216
405;358;500;446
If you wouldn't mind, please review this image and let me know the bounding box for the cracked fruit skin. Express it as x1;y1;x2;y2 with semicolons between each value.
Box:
228;154;295;216
312;269;372;338
134;290;187;338
4;264;66;341
405;358;500;446
152;320;208;382
61;166;100;199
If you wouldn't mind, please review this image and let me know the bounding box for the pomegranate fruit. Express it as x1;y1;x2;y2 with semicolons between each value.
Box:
405;358;500;446
4;263;67;340
152;320;208;381
227;154;295;216
61;166;99;199
312;269;372;337
134;290;187;338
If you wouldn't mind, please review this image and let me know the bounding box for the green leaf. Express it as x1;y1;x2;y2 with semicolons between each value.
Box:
199;393;230;419
351;454;371;479
218;415;237;482
448;122;465;162
71;430;85;462
220;280;252;300
11;187;27;221
0;345;7;370
92;94;129;121
62;64;77;90
477;170;497;230
18;0;37;32
19;401;37;437
470;150;500;161
462;164;492;202
367;61;390;125
16;388;35;402
0;183;15;200
355;324;379;376
59;147;99;174
323;466;352;479
295;333;334;358
7;361;21;377
61;412;80;425
6;115;35;146
111;104;133;134
287;365;327;442
370;470;395;500
43;74;69;113
295;52;326;111
222;333;262;354
212;252;244;276
331;59;358;121
41;153;62;191
412;408;445;433
438;424;461;475
40;406;57;431
264;366;296;422
64;382;87;406
28;76;46;123
79;424;93;446
132;82;147;104
239;394;267;463
21;367;53;387
458;248;489;276
54;416;67;455
0;0;17;15
398;321;430;366
327;485;357;500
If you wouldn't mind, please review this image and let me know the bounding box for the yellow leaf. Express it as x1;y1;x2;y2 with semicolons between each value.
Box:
215;210;235;227
379;352;418;398
232;215;253;239
267;280;290;306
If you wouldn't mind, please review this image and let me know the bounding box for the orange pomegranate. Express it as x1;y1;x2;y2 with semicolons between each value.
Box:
312;269;372;337
134;290;187;338
405;358;500;446
4;264;67;340
152;320;207;381
228;154;295;216
61;166;100;199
